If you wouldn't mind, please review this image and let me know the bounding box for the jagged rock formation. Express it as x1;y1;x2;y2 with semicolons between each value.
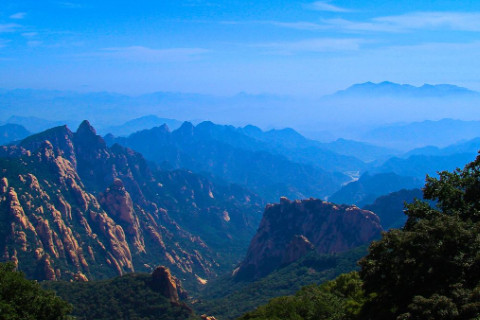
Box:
108;121;353;201
235;197;382;280
0;121;263;282
151;266;180;303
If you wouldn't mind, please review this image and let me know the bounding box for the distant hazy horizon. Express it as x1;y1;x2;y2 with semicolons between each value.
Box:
2;1;480;148
2;1;480;96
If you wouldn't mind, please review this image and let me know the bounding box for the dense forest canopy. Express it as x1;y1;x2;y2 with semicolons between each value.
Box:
0;262;72;320
239;153;480;320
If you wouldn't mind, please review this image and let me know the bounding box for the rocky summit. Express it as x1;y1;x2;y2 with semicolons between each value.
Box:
235;197;382;280
0;121;263;283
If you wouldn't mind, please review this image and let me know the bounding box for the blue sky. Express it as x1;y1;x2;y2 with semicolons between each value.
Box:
1;0;480;96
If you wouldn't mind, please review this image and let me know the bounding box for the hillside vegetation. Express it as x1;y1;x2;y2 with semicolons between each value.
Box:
238;153;480;319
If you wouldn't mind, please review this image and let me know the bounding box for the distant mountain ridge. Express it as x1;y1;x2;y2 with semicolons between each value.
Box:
363;189;424;230
362;118;480;150
0;88;295;129
334;81;478;98
0;124;31;145
373;153;477;179
101;115;183;137
329;172;422;207
4;84;480;144
5;116;76;134
107;121;364;201
404;136;480;157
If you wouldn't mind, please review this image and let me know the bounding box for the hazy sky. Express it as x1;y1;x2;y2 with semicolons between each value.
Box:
1;0;480;96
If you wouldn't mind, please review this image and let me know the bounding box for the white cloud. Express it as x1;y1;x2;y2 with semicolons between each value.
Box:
256;38;365;54
22;32;38;38
322;12;480;33
96;46;209;62
0;23;21;33
319;18;403;33
270;21;326;31
27;40;43;47
10;12;27;20
374;12;480;32
308;1;351;13
56;2;83;9
267;12;480;34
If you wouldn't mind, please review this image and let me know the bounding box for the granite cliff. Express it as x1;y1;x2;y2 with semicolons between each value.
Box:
0;121;263;283
235;197;382;280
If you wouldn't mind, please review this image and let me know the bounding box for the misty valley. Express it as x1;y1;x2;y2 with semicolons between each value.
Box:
2;0;480;317
2;82;480;319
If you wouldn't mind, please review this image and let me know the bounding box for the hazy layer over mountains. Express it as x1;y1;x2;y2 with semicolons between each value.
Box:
3;81;480;150
3;81;480;319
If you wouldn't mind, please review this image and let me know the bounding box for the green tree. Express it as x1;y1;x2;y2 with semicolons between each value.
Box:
0;262;72;320
237;272;365;320
359;154;480;320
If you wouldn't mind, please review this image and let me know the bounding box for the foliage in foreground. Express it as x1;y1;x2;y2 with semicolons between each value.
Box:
359;153;480;319
44;273;196;320
196;246;367;320
0;262;72;320
237;272;366;320
238;153;480;320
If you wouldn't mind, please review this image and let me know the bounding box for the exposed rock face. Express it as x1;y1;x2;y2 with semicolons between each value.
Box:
280;234;315;265
235;197;382;280
0;121;263;282
21;125;77;167
0;141;134;280
151;266;180;303
99;179;145;254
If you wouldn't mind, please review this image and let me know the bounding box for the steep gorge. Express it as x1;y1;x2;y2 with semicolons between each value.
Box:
0;121;263;284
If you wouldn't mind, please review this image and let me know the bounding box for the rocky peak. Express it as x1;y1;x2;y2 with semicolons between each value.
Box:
76;120;97;137
141;124;171;141
157;123;171;133
151;266;180;303
0;120;262;283
74;120;107;151
235;197;382;280
173;121;195;140
38;140;56;161
20;125;76;167
195;121;215;134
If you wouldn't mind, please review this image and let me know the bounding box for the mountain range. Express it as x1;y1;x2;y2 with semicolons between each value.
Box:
333;81;478;98
329;172;423;207
106;121;359;201
3;81;480;141
2;115;478;319
361;118;480;150
101;115;183;137
0;121;264;285
0;123;31;145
